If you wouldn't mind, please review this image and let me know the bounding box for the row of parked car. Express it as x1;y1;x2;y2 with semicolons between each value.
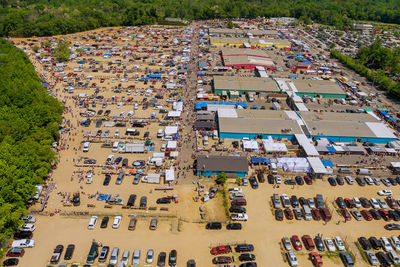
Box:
88;216;159;230
335;196;400;221
3;216;38;266
328;175;400;187
228;188;248;223
283;235;353;267
357;236;400;265
272;194;332;222
209;243;256;266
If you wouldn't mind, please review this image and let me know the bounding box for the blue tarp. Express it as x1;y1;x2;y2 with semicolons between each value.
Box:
195;102;248;110
302;60;311;63
149;74;162;78
290;75;299;78
251;157;271;164
321;160;334;167
42;83;48;87
326;147;336;152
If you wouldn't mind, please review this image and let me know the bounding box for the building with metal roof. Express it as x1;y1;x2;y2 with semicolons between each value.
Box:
213;76;280;95
196;155;248;177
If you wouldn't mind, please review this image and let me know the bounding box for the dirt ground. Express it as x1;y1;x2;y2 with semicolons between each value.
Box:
7;23;400;267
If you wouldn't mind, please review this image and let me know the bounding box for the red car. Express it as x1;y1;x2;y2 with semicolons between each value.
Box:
302;235;315;251
291;235;303;250
284;208;294;220
312;209;322;221
361;210;373;221
212;256;232;264
6;248;25;257
344;198;355;208
304;176;313;185
341;208;352;221
310;252;323;267
386;197;399;209
210;245;232;255
378;209;391;221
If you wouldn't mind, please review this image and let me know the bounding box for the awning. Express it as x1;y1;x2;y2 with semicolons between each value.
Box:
321;160;334;167
295;134;319;156
307;157;328;174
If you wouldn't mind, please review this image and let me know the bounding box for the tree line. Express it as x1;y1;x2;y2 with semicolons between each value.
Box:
1;0;400;37
0;38;63;252
331;43;400;99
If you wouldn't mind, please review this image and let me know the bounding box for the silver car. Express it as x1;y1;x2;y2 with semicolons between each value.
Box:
132;249;140;266
146;249;154;263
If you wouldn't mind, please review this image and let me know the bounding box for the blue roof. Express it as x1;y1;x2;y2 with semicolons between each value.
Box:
321;160;334;167
326;146;336;152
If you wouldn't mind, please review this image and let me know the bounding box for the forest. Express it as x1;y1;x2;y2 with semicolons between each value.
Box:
0;38;63;251
1;0;400;36
331;40;400;99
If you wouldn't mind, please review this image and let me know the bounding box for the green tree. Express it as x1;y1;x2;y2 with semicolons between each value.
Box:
54;41;71;62
216;172;227;185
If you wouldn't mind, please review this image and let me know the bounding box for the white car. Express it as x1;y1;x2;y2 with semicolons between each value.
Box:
20;215;36;223
230;213;248;221
228;188;242;193
373;177;381;185
388;250;400;264
365;251;379;266
381;237;394;252
307;198;316;209
324;238;336;252
86;173;93;184
132;249;140;266
334;236;346;251
275;175;282;184
229;192;245;199
12;239;35;248
282;237;292;251
146;249;154;263
18;224;36;232
345;176;354;185
370;198;380;209
378;189;393;196
391;236;400;252
114;129;120;137
286;251;298;267
112;216;121;229
353;197;361;208
377;198;388;209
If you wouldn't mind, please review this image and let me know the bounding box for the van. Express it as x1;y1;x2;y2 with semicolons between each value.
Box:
320;208;332;221
231;198;247;206
270;163;278;174
86;241;99;264
116;172;124;185
339;168;352;174
157;129;164;138
303;205;312;221
112;141;119;152
88;216;98;230
213;130;218;140
83;142;90;152
162;135;173;141
109;248;119;265
127;194;136;206
357;168;372;175
203;136;209;146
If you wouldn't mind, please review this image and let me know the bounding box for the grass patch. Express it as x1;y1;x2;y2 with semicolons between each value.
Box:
219;187;230;219
354;242;368;263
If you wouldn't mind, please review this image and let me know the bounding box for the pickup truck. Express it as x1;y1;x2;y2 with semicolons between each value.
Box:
230;213;248;221
50;245;64;263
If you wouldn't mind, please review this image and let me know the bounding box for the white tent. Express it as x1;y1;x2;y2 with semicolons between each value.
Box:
167;111;181;118
165;126;178;136
276;157;310;173
242;140;259;152
119;143;145;153
146;173;161;184
167;141;177;150
165;168;175;182
262;137;288;152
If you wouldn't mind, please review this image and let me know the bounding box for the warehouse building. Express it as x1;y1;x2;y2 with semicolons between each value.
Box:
210;37;291;48
217;110;397;143
213;76;280;96
278;79;347;99
208;28;279;38
196;155;249;177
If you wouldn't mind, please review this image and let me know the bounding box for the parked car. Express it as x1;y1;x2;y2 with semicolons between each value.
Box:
50;245;64;264
302;235;315;251
157;252;167;266
286;251;298;267
211;245;232;255
146;249;154;264
239;253;256;262
334;236;346;251
235;244;254;253
275;209;284;221
112;216;121;229
226;223;242;230
212;256;231;264
324;238;336;252
64;244;75;260
365;251;379;266
2;259;19;266
11;239;35;248
282;237;292;251
6;248;25;257
150;218;158;230
291;235;303;250
206;222;222;230
98;246;109;262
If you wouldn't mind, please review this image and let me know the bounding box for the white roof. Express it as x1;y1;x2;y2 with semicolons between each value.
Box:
307;157;327;174
170;151;179;158
242;140;259;151
119;143;145;153
165;168;175;181
218;108;238;118
168;111;181;117
365;122;397;138
165;126;178;136
262;137;288;151
152;152;165;159
391;162;400;168
295;102;309;111
207;104;236;111
295;134;319;156
167;141;177;149
147;173;161;183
